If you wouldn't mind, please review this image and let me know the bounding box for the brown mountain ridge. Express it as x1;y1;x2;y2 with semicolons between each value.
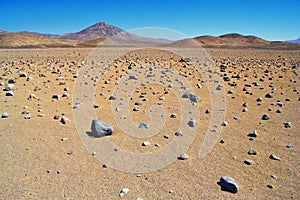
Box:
1;22;299;49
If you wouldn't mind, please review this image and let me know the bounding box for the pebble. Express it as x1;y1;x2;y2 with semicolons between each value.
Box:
52;94;60;100
286;143;292;148
248;149;257;155
170;113;177;118
142;141;150;146
284;122;291;128
178;153;188;160
119;188;129;197
139;122;148;129
219;176;238;193
269;154;281;161
24;114;31;119
5;84;14;91
244;159;253;165
188;118;196;127
267;184;274;189
61;116;70;124
248;130;257;138
1;112;8;118
221;121;228;126
6;91;14;96
164;134;169;139
109;95;116;100
175;130;183;136
262;114;270;120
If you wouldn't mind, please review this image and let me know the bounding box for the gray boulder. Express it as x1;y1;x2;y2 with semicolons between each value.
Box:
219;176;238;193
91;120;113;137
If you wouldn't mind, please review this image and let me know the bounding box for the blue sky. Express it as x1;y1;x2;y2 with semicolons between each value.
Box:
0;0;299;41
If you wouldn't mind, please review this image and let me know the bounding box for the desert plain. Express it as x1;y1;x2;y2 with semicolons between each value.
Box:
0;46;299;199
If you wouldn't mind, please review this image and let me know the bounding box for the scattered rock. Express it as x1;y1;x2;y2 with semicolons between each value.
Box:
139;122;148;129
178;153;188;160
52;94;60;100
262;114;270;120
286;143;292;148
248;130;257;138
142;141;150;146
91;119;113;136
1;112;8;118
175;130;183;136
188;118;196;127
244;159;253;165
219;176;238;193
269;154;281;161
109;95;116;100
248;149;257;155
61;116;70;124
119;188;129;197
284;122;291;128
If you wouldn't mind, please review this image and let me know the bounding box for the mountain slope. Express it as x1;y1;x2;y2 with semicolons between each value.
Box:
286;38;300;44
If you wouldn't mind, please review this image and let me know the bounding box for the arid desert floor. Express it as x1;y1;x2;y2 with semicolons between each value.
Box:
0;47;299;199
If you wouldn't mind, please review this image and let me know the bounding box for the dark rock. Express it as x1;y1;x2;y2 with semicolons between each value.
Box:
262;114;270;120
248;149;257;155
219;176;238;193
109;95;116;100
139;122;148;129
244;159;253;165
91;119;113;137
269;154;281;161
188;118;196;127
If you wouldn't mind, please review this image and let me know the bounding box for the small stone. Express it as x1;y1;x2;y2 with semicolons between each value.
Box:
276;109;282;113
219;176;238;193
62;91;69;97
242;102;248;107
52;94;60;100
284;122;291;128
248;130;257;138
61;116;70;124
248;149;257;155
188;118;196;127
24;114;31;119
267;184;274;189
61;138;68;141
265;93;273;98
139;122;148;129
242;108;248;112
47;169;51;173
170;113;177;118
244;159;253;165
256;97;263;102
134;101;142;105
233;116;239;120
142;141;150;146
221;121;228;126
6;91;14;96
205;109;210;114
262;114;270;120
4;84;14;91
286;143;292;148
271;175;278;179
109;95;116;100
133;107;140;112
54;115;59;120
269;154;281;161
1;112;8;118
163;134;169;139
178;153;188;160
119;188;129;197
175;130;183;136
129;74;138;80
220;139;225;144
92;152;96;156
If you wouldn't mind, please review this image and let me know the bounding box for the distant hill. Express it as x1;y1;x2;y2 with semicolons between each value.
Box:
1;22;300;49
169;33;300;49
286;38;300;44
0;32;112;48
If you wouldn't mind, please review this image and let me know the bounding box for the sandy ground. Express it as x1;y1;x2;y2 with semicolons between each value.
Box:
0;47;299;199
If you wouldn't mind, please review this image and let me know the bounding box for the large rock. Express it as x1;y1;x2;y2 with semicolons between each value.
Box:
219;176;238;193
91;120;113;137
182;92;200;103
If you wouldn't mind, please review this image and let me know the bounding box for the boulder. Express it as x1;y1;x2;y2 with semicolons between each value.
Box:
91;119;113;137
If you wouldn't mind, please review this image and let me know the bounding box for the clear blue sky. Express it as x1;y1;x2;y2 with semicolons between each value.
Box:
0;0;299;41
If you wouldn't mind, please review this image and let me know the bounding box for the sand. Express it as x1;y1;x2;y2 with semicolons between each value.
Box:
0;47;299;199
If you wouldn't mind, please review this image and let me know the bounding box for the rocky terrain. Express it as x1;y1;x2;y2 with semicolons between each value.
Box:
0;47;299;199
